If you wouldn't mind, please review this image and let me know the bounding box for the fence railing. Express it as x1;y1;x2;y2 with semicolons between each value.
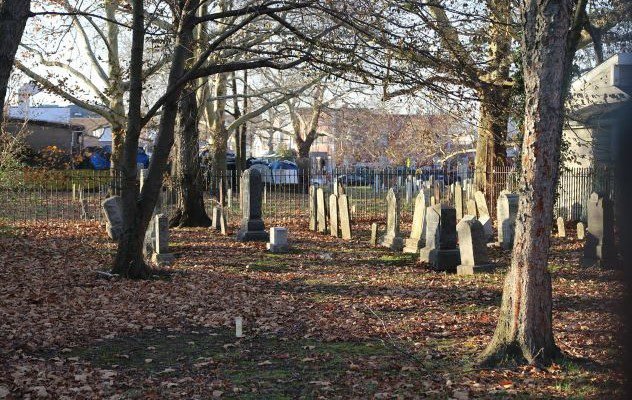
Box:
0;166;615;224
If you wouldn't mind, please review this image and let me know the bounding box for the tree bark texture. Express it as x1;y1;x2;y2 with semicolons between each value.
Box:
480;0;574;366
0;0;30;113
170;82;211;227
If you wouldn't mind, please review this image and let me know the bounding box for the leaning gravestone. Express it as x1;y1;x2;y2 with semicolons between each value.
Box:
102;196;124;241
433;182;442;204
466;199;478;218
456;216;493;275
308;185;317;231
267;227;289;253
151;214;175;265
236;169;269;242
474;191;493;240
338;194;352;240
556;217;566;238
329;193;340;237
582;192;617;267
379;188;404;251
403;191;427;253
316;187;328;233
454;182;464;221
577;222;585;240
419;204;460;271
496;191;519;249
370;223;379;247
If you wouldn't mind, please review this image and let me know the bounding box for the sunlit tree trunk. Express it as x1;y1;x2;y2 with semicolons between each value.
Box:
480;0;574;366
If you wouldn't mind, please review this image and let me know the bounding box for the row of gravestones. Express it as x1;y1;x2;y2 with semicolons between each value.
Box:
101;168;291;266
308;182;353;240
372;187;618;274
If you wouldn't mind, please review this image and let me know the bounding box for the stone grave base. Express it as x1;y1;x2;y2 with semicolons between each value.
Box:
152;252;175;266
402;238;423;254
419;247;460;271
379;235;404;251
266;243;289;253
456;264;495;275
236;219;269;242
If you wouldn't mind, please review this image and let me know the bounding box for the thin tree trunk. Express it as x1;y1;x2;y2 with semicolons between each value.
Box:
170;83;211;227
0;0;30;113
479;0;573;366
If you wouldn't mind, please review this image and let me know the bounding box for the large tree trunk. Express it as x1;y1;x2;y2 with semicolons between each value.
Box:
473;87;509;194
479;0;573;366
0;0;30;113
113;0;196;277
170;84;211;227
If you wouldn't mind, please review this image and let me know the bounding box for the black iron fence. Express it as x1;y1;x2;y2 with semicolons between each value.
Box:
0;166;615;224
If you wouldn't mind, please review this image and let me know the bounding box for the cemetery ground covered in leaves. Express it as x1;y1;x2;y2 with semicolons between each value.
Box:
0;219;624;399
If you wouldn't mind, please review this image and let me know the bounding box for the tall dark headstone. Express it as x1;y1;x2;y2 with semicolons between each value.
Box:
308;185;317;231
419;204;460;271
582;192;617;267
456;216;493;275
454;182;464;221
236;169;269;242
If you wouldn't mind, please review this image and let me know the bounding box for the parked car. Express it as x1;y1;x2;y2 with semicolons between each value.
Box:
337;173;370;186
270;160;299;184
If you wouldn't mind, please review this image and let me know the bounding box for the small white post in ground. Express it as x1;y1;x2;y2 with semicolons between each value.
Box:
235;316;243;338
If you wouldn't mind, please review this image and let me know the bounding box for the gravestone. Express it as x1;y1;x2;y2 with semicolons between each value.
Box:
329;194;340;237
236;169;269;242
102;196;124;241
474;191;493;240
211;206;222;231
151;214;175;265
267;227;289;253
456;216;493;275
582;192;617;267
556;217;566;238
474;191;489;218
220;209;228;235
403;191;427;253
338;194;352;240
496;191;519;249
80;199;89;220
405;177;414;203
577;222;585;240
308;185;317;231
454;182;464;220
370;223;379;247
379;188;404;251
316;187;328;233
419;204;460;271
466;199;477;218
433;182;441;204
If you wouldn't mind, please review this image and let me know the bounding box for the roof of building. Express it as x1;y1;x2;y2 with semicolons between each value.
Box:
6;117;85;132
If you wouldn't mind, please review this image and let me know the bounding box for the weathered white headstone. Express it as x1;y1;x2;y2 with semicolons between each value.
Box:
456;216;493;275
474;191;489;217
403;191;427;253
577;222;585;240
308;185;317;231
102;196;123;240
329;193;340;237
316;187;328;233
556;217;566;238
379;188;404;251
370;223;379;247
454;182;464;221
151;214;175;265
267;227;289;253
466;199;477;218
338;194;352;240
211;206;222;231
